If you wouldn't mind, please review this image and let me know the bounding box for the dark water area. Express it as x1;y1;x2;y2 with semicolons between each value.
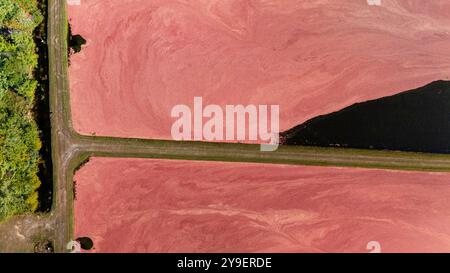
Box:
282;80;450;154
34;0;53;212
68;23;86;54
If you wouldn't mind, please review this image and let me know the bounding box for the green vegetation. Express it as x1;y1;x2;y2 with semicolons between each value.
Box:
0;0;43;220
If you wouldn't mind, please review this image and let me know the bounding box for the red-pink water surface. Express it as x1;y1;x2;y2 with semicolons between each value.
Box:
74;158;450;253
68;0;450;139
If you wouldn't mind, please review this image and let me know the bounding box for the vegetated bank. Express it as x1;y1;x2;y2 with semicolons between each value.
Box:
0;0;50;221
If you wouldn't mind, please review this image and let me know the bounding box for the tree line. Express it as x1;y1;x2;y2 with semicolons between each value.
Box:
0;0;43;221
